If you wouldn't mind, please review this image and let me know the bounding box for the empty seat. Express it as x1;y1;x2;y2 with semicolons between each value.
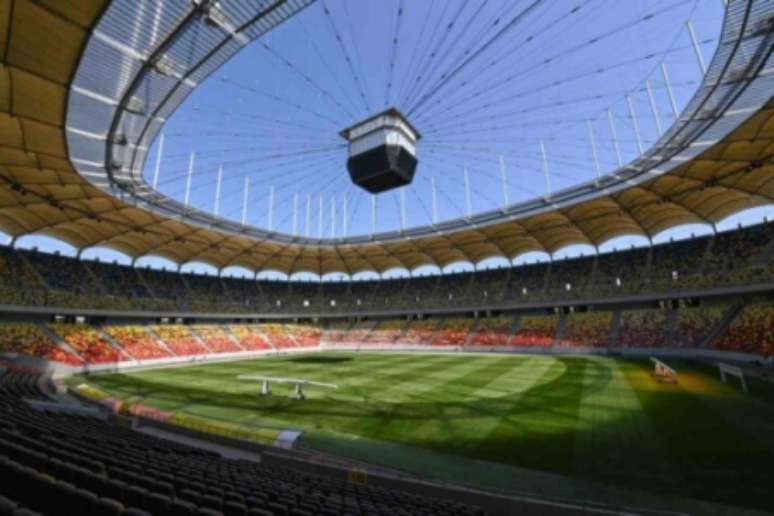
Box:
93;497;124;516
170;498;198;516
224;501;248;516
0;495;17;514
123;509;152;516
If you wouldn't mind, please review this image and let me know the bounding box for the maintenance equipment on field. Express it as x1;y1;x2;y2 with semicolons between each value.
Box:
650;357;677;383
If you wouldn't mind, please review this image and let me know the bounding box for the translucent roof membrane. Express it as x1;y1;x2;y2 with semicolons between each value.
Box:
145;0;724;237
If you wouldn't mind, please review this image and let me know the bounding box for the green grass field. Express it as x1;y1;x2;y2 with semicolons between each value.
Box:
77;352;774;513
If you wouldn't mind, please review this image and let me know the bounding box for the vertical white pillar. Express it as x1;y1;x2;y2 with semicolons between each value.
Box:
331;196;336;238
183;152;195;206
685;20;706;75
540;140;551;198
499;156;509;208
318;196;323;238
213;165;222;216
660;63;680;120
342;195;348;237
305;194;311;237
241;177;249;225
645;80;662;137
463;168;472;218
626;95;644;156
267;185;275;231
607;109;623;167
152;132;164;189
431;176;438;225
292;192;299;235
370;194;376;237
400;188;406;230
587;120;601;182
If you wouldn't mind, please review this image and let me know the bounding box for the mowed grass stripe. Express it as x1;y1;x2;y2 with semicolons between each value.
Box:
623;360;774;506
81;354;774;513
472;357;590;473
329;355;479;435
404;356;562;449
116;354;426;424
572;358;677;486
225;354;467;431
116;353;419;402
331;354;470;402
354;357;540;441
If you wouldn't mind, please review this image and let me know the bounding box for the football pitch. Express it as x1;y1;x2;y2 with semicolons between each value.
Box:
79;352;774;513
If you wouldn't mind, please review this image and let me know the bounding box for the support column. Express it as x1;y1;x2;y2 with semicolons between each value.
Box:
370;195;376;237
685;20;706;75
587;120;601;182
152;132;164;189
213;165;222;216
241;177;249;226
431;176;438;224
607;109;623;168
626;95;644;156
292;192;299;235
342;195;348;237
184;152;195;206
540;140;551;199
645;80;662;137
267;185;275;231
463;168;472;218
318;196;323;238
331;196;336;238
400;188;406;230
499;156;509;208
305;194;311;238
660;63;680;120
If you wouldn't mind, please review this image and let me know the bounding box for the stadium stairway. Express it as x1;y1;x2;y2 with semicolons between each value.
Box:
553;314;567;347
463;319;480;348
188;330;215;354
95;329;136;363
699;303;745;349
221;328;247;352
145;327;179;358
607;311;622;348
36;324;83;364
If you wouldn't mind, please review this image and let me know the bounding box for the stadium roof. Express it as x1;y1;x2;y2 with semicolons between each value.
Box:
0;0;772;275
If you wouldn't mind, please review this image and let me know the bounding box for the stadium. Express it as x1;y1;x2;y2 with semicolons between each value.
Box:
0;0;773;514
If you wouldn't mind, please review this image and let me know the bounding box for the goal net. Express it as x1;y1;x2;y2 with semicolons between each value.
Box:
718;363;748;393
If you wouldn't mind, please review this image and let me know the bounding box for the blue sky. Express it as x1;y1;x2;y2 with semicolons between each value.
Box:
5;0;772;280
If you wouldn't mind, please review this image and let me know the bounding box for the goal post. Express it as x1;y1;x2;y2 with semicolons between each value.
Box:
650;357;677;383
718;363;748;393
